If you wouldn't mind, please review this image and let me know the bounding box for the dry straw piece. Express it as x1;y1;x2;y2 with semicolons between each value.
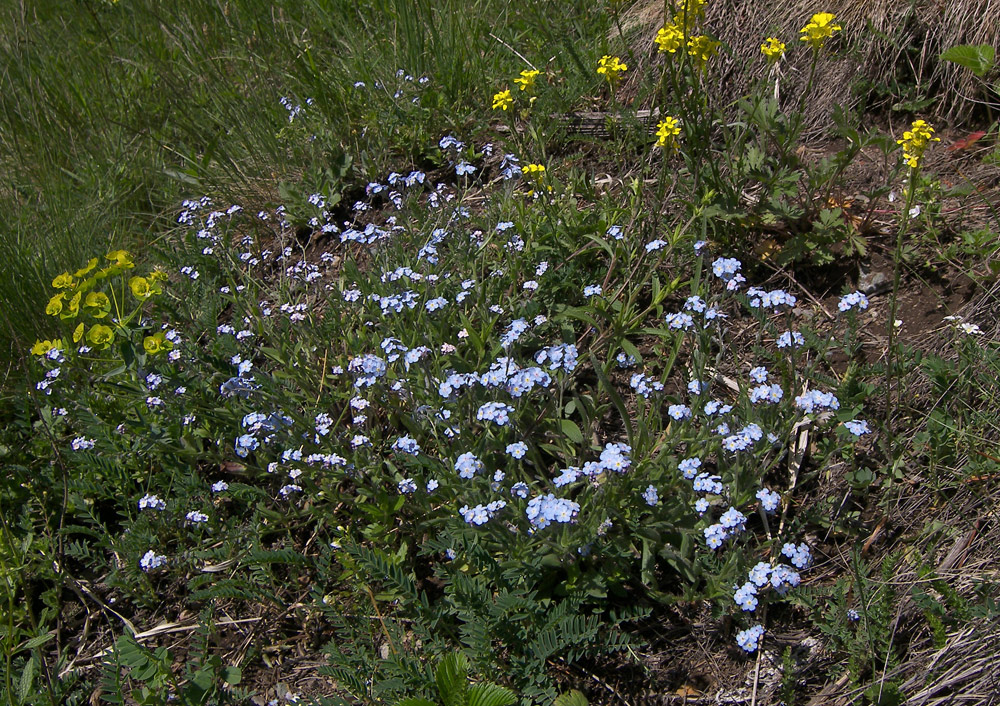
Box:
615;0;1000;130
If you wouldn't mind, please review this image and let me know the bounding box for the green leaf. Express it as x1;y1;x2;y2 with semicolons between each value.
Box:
940;44;996;77
18;653;37;701
554;690;589;706
396;700;438;706
467;683;518;706
21;632;55;650
560;419;584;445
435;652;469;706
222;665;242;685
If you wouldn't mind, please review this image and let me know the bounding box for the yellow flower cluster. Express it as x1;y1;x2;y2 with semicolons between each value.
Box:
513;69;540;92
655;24;684;54
597;55;627;83
656;0;712;63
760;37;786;62
799;12;841;51
34;250;167;355
897;119;940;169
492;89;513;111
521;163;546;178
687;35;719;68
655;116;682;149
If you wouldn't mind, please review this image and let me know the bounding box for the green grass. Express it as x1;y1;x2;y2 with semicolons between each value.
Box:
0;0;610;363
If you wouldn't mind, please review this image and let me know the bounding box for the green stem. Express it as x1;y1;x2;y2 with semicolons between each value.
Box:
885;170;918;446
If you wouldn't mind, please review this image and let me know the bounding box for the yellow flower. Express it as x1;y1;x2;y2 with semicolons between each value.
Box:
655;116;682;149
687;35;719;68
46;293;65;317
897;119;940;169
799;12;841;51
521;163;546;178
87;324;115;350
52;272;75;289
143;331;171;355
513;69;541;92
105;249;134;268
73;322;85;343
492;89;513;111
129;276;152;300
673;0;707;32
597;55;627;83
760;37;786;62
31;339;62;356
60;291;81;320
74;257;98;279
84;292;111;318
655;24;684;54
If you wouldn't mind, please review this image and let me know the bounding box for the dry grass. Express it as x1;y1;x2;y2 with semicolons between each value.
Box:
615;0;1000;132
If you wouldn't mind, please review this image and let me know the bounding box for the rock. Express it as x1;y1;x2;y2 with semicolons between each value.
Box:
858;269;891;296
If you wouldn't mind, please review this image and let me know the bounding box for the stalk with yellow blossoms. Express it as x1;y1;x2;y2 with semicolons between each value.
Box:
655;116;681;150
886;118;939;428
896;119;940;169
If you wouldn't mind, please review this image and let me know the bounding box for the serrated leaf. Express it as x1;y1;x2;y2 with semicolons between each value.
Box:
940;44;996;77
467;683;518;706
18;654;37;701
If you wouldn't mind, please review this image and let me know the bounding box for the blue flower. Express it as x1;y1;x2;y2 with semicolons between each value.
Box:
678;456;702;479
756;487;780;513
506;441;528;459
736;625;764;652
734;582;759;612
392;436;421;455
140;550;167;572
642;485;659;506
525;494;580;529
455;452;483;479
776;331;805;348
583;285;602;298
839;291;869;312
843;419;871;436
668;404;692;420
476;401;514;426
511;482;529;498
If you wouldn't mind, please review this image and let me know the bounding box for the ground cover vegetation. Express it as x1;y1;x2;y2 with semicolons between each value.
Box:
2;0;999;704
